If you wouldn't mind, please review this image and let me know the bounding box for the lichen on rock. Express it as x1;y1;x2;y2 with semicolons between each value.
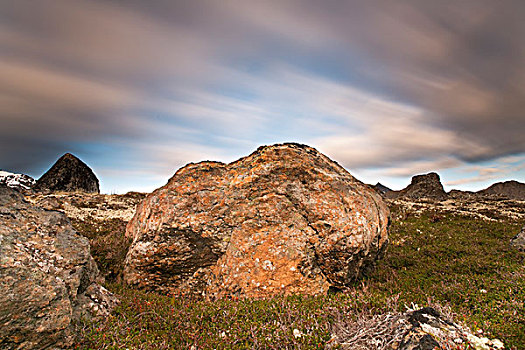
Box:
124;143;389;298
0;185;117;349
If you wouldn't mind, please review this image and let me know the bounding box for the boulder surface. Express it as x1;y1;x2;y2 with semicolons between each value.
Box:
34;153;100;193
0;185;117;349
124;143;389;298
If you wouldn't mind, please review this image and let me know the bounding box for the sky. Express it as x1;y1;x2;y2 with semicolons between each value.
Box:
1;0;524;194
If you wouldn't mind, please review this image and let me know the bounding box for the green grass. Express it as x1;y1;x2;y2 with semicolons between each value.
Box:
76;206;525;349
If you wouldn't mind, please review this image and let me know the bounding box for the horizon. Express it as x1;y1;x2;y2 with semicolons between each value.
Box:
4;145;523;195
1;1;524;194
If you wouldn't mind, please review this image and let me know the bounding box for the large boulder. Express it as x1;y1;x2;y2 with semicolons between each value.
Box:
34;153;100;193
124;143;389;298
0;185;117;349
387;172;447;200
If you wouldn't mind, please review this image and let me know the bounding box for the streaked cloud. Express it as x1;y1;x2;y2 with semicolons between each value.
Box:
0;0;524;192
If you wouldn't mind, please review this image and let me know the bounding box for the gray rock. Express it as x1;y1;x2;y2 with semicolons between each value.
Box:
0;185;117;349
329;306;505;350
510;225;525;251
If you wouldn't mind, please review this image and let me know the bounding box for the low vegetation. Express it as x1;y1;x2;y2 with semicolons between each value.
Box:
75;204;525;349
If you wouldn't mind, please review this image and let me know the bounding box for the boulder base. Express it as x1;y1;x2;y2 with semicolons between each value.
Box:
124;143;389;298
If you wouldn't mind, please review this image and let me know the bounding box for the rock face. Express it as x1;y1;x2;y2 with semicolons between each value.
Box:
479;180;525;200
0;185;117;349
0;170;35;191
124;143;389;298
34;153;100;193
510;225;525;251
387;172;447;200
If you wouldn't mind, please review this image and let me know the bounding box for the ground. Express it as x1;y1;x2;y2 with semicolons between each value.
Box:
28;192;524;349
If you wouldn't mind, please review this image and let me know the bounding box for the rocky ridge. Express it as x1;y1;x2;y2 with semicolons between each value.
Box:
390;196;525;222
0;185;117;349
34;153;100;193
124;143;389;298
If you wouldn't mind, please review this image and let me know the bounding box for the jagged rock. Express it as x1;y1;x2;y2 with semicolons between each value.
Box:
510;225;525;251
374;182;392;196
124;143;389;298
478;180;525;200
387;173;447;200
0;170;35;191
0;185;117;349
34;153;100;193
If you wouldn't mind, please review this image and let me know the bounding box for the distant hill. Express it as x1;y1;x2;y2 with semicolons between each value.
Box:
478;180;525;200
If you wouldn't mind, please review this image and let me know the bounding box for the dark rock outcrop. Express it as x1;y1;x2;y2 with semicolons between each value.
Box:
0;170;35;191
34;153;100;193
510;225;525;251
124;143;389;298
0;186;117;349
387;172;447;200
374;182;392;196
478;180;525;200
